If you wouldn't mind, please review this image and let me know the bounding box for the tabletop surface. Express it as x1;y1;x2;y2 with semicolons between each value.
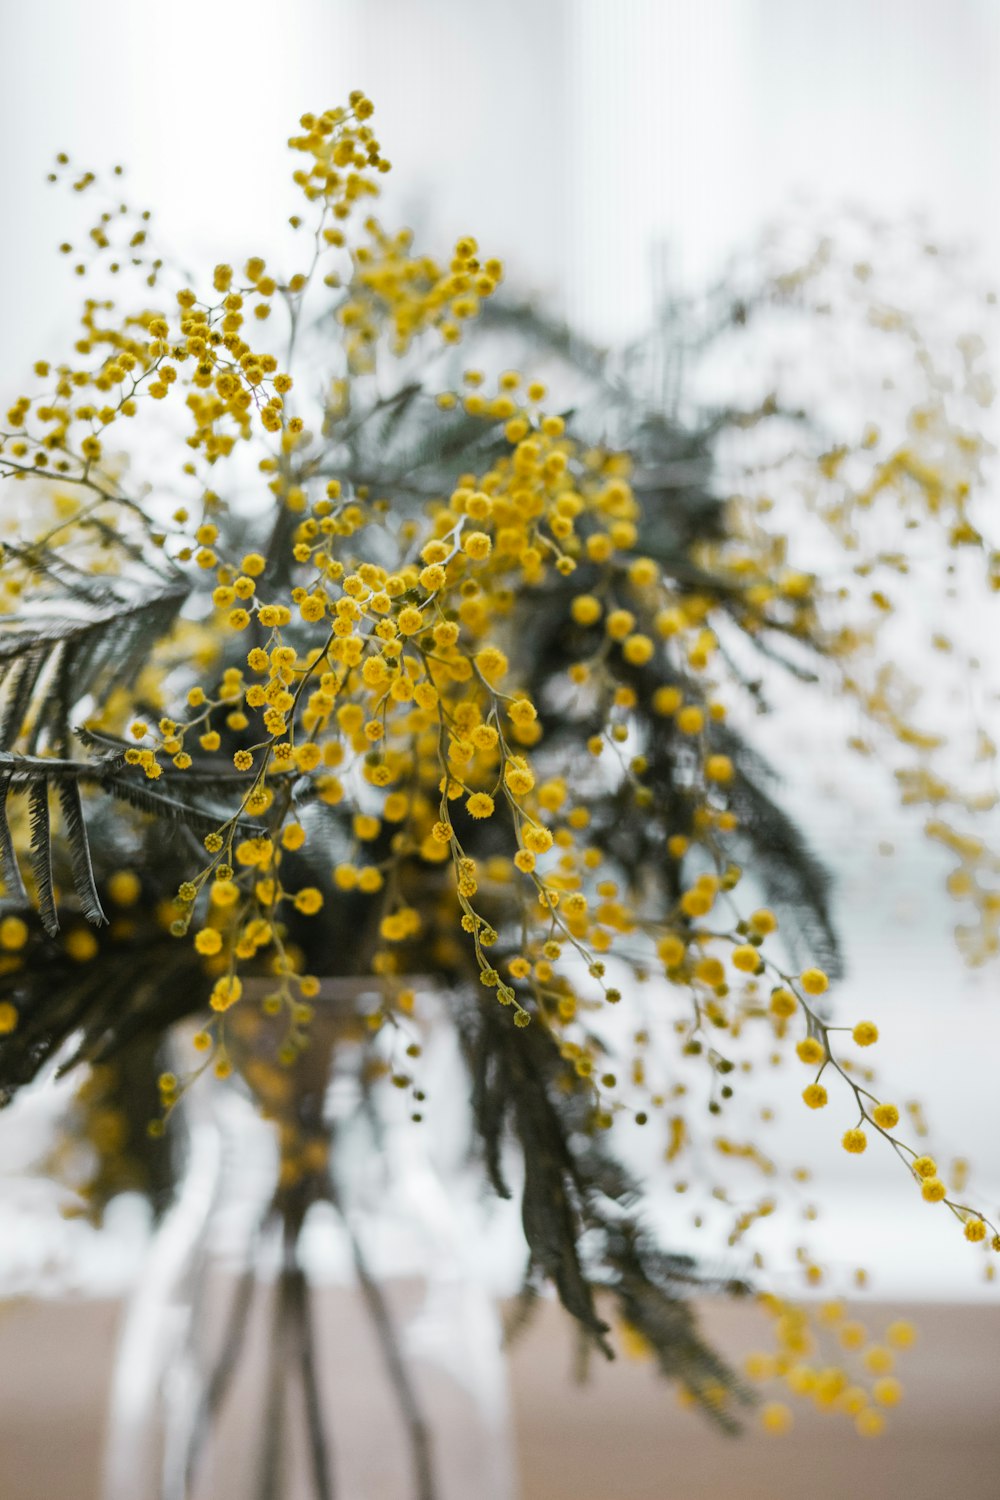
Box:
0;1294;997;1500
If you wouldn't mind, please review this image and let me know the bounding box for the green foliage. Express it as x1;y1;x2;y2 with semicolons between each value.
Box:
0;295;846;1427
467;995;753;1428
0;580;188;754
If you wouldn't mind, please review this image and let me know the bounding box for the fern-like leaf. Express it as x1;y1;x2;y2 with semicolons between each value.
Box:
27;779;57;935
0;775;28;904
55;779;107;926
0;748;263;929
0;646;47;748
0;581;188;754
101;771;262;842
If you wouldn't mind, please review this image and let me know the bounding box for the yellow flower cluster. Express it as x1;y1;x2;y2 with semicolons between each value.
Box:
745;1298;918;1437
708;230;1000;967
3;98;998;1422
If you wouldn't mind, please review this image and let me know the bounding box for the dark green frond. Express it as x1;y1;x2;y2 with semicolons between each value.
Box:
717;735;842;977
602;1224;752;1434
27;779;57;935
0;752;260;931
0;775;28;904
0;541;132;608
469;1001;612;1354
0;644;47;748
465;997;750;1424
55;778;107;927
0;581;188;754
476;298;619;393
57;951;198;1071
0;932;204;1102
100;771;263;842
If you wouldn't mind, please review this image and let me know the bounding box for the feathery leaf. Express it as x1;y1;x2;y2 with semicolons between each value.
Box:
0;775;28;905
0;581;188;754
27;779;57;936
55;779;107;926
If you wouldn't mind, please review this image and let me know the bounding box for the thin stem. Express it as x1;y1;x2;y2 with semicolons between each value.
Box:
286;1254;335;1500
335;1191;438;1500
257;1252;292;1500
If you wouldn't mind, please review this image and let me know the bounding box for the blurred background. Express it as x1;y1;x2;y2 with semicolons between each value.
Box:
1;2;999;1496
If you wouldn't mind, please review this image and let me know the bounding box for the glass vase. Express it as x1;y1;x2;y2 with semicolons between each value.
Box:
101;980;517;1500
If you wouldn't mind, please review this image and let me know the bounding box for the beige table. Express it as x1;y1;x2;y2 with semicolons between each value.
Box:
0;1296;997;1499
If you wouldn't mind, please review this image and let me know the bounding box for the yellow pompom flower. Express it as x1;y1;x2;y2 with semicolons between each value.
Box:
872;1378;902;1408
886;1320;917;1349
362;656;389;687
300;594;327;622
680;887;712;918
796;1037;825;1065
107;870;142;907
769;987;797;1018
657;934;686;967
622;633;654;665
731;944;760;973
462;531;492;560
760;1402;793;1435
466;792;495;820
842;1129;868;1155
194;929;223;956
571;594;602;626
294;887;324;915
475;646;508;682
397;606;424;635
604;609;634;642
750;908;777;935
0;916;29;951
802;1083;828;1109
838;1320;866;1350
504;758;535;796
507;697;537;727
799;967;828;996
210;975;243;1012
872;1103;899;1130
704;754;734;783
852;1021;879;1047
863;1345;894;1375
522;824;553;854
676;706;704;735
694;956;725;986
920;1177;947;1202
651;686;682;717
65;928;99;962
964;1218;988;1242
